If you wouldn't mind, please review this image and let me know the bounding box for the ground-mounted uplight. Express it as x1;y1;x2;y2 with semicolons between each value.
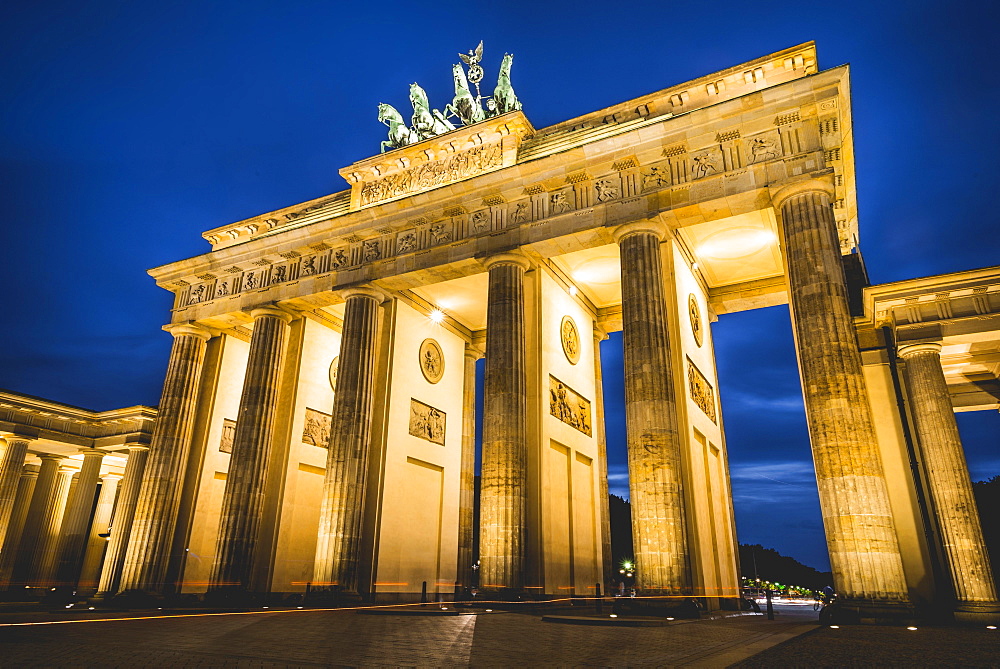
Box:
609;614;618;618
829;625;840;629
906;626;918;631
987;625;997;630
485;609;493;612
429;309;445;323
666;617;674;621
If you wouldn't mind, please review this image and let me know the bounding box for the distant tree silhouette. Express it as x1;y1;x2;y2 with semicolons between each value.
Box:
738;544;832;590
609;494;633;567
972;475;1000;584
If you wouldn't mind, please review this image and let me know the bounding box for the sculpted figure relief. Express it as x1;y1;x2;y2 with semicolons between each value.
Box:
510;201;529;224
216;281;229;297
363;240;381;262
642;165;670;190
472;209;491;232
409;399;446;445
551;191;572;213
595;178;619;202
330;248;348;269
548;375;592;436
747;135;780;164
188;284;205;305
691;151;720;179
301;256;316;275
430;223;452;244
397;231;417;253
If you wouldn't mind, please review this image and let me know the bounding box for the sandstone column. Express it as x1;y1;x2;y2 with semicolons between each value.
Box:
0;463;40;588
9;454;62;587
592;325;613;589
458;345;482;587
898;342;1000;621
773;180;910;608
313;287;383;596
210;306;293;595
31;464;76;586
96;444;149;598
0;435;33;544
55;448;106;586
479;253;529;592
615;222;691;594
118;323;212;595
77;473;121;593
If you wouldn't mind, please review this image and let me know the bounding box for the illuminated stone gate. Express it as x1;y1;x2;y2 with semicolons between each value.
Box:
1;42;997;622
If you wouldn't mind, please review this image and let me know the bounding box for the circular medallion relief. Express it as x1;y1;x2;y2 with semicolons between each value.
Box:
561;315;581;365
419;338;445;384
688;294;703;347
328;356;340;391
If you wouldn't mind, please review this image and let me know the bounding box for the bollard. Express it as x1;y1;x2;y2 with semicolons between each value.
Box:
421;580;428;604
596;583;602;614
765;588;774;620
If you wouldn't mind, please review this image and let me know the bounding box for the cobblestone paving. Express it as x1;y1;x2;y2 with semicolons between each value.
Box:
0;607;814;667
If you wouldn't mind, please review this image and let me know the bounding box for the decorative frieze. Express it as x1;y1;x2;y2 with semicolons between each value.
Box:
409;399;445;445
548;375;592;436
687;359;717;423
302;408;332;448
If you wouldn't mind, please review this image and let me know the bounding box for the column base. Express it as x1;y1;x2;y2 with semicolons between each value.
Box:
954;601;1000;624
822;598;918;625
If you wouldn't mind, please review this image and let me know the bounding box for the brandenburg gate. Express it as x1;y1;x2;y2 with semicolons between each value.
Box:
1;42;998;624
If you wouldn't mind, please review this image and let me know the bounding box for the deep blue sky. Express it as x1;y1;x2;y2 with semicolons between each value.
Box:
2;1;997;572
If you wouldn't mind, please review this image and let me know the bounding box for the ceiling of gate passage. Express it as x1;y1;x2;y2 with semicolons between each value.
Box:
407;209;785;331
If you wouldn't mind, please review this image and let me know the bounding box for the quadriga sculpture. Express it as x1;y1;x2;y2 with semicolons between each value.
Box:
378;103;416;153
445;64;485;126
493;53;521;114
409;83;455;141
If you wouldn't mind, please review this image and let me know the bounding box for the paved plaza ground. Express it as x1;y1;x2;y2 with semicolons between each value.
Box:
0;602;997;667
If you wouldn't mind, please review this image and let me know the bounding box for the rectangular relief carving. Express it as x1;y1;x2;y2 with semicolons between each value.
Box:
687;358;717;423
409;398;446;445
219;418;236;453
549;375;592;436
303;407;332;447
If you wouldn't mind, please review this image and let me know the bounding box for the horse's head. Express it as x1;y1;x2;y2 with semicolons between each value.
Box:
499;53;514;78
377;103;399;124
409;82;429;108
452;64;468;91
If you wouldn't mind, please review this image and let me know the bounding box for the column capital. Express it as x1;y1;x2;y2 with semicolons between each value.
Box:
78;448;106;458
897;342;943;359
769;175;836;211
100;472;123;483
464;344;485;361
248;305;295;323
340;285;385;303
612;219;667;243
483;252;531;271
37;453;65;463
125;443;151;453
21;463;41;478
593;323;610;342
164;322;213;341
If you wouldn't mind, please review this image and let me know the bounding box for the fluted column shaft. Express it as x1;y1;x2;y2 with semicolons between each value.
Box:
211;307;293;593
480;255;529;591
77;473;121;591
55;448;106;586
96;445;149;597
617;226;691;594
593;327;613;589
0;437;32;544
118;324;212;594
778;184;909;602
899;343;998;611
31;465;76;586
458;346;481;587
313;288;383;594
0;463;40;588
9;455;62;586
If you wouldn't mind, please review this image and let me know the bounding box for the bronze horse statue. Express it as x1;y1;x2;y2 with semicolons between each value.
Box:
378;103;416;153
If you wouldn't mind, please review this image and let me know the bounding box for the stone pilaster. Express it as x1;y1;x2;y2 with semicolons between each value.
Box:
210;306;293;595
614;222;691;594
592;325;613;589
898;342;1000;622
77;473;121;593
55;448;106;586
8;455;62;587
96;445;149;598
118;323;212;595
0;463;39;588
0;435;33;544
313;287;384;595
479;253;530;592
31;464;76;586
458;345;482;588
773;180;910;611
